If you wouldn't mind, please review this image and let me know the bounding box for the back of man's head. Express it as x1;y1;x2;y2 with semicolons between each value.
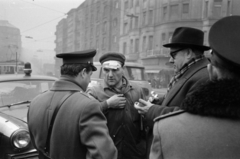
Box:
209;16;240;78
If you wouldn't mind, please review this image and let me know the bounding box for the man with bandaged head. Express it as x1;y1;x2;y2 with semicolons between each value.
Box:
87;52;147;159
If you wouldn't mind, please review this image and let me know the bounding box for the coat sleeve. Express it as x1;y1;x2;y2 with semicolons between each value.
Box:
86;87;109;113
149;122;164;159
145;105;180;129
79;100;117;159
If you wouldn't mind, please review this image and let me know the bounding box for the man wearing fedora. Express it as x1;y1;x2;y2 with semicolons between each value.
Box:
150;15;240;159
135;27;210;127
134;27;210;157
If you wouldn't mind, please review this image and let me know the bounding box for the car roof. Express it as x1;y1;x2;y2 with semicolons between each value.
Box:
93;62;145;68
0;74;58;82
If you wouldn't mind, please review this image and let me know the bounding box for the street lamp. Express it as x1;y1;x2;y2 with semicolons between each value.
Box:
8;45;18;74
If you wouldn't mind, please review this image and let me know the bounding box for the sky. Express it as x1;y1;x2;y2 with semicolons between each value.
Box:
0;0;84;51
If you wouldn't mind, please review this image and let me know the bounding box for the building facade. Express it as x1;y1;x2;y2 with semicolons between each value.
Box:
54;0;121;77
0;20;22;74
119;0;240;89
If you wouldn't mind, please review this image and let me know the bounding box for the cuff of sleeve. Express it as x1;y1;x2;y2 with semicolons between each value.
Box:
101;101;109;112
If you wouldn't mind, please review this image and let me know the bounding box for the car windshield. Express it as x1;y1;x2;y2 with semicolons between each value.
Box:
125;67;145;81
0;80;54;106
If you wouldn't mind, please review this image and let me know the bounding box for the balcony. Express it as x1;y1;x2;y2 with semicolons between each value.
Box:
125;52;139;61
140;48;170;59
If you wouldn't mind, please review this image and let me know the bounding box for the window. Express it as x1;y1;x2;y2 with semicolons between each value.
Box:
204;1;209;18
130;39;133;53
135;16;139;28
182;3;189;14
142;36;146;51
125;0;128;10
135;38;139;52
129;0;133;8
102;37;106;49
227;0;231;16
123;42;127;55
103;21;107;33
113;18;118;27
170;4;179;20
136;0;139;6
148;10;153;25
124;22;128;34
142;11;147;25
163;6;167;21
213;0;222;18
148;36;153;50
162;33;166;45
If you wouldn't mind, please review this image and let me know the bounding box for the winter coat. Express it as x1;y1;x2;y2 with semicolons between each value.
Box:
146;58;209;128
28;77;117;159
150;79;240;159
87;77;147;159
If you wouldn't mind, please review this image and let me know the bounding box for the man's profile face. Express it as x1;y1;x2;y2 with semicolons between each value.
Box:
103;67;124;87
169;48;189;73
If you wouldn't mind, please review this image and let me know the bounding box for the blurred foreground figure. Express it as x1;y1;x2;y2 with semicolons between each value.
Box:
150;16;240;159
28;49;117;159
87;52;147;159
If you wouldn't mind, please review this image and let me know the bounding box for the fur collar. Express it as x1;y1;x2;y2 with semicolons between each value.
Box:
180;79;240;119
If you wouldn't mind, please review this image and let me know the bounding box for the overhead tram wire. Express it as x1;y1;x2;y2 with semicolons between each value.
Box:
22;15;66;33
18;0;67;15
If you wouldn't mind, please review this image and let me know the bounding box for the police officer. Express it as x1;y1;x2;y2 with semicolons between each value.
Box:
28;49;117;159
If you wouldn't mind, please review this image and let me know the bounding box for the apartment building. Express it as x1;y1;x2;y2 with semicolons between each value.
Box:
54;0;121;77
119;0;240;89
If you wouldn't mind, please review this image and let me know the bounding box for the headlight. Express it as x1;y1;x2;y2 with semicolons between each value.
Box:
11;129;31;149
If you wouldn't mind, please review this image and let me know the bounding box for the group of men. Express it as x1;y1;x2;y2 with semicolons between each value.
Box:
28;15;240;159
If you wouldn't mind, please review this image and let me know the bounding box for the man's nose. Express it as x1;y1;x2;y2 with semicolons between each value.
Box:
169;56;174;63
108;70;113;76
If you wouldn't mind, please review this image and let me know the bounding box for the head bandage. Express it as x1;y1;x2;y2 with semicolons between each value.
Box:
102;60;122;69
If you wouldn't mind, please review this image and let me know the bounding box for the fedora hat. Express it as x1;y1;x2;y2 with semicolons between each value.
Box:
163;27;210;51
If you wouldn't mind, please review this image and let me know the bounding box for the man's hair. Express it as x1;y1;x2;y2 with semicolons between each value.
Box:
190;48;204;56
61;64;92;77
213;59;240;79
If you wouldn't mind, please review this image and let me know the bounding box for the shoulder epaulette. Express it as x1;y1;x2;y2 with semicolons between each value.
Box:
153;110;185;122
78;91;90;99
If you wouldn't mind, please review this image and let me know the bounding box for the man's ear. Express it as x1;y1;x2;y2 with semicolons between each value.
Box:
207;63;218;80
186;49;193;59
78;68;86;78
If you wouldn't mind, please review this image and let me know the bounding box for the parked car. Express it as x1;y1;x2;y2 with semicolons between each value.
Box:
0;63;57;159
89;62;152;98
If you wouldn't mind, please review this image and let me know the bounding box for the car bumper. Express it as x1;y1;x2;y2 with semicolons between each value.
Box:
7;149;38;159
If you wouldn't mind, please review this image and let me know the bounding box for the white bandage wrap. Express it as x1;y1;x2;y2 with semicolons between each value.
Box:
102;60;122;69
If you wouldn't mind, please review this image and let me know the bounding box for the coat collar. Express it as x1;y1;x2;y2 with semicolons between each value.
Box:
50;77;84;92
180;79;240;119
163;58;209;105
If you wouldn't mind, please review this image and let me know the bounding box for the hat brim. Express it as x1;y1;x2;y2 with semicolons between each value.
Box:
163;43;210;51
91;65;97;71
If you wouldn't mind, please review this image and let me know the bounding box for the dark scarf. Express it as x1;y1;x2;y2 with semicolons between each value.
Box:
167;55;204;92
180;79;240;119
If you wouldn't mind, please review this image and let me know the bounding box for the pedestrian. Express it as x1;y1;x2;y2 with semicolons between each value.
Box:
135;27;210;127
134;27;210;157
87;52;147;159
28;49;117;159
150;15;240;159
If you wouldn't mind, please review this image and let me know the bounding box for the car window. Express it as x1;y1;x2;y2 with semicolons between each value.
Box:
126;67;144;81
0;80;54;106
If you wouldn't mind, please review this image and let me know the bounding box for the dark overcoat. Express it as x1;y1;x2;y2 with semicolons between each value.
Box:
150;79;240;159
28;77;117;159
87;77;147;159
146;58;209;128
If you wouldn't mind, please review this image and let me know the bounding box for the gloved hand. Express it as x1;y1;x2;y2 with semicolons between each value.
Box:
106;94;126;109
